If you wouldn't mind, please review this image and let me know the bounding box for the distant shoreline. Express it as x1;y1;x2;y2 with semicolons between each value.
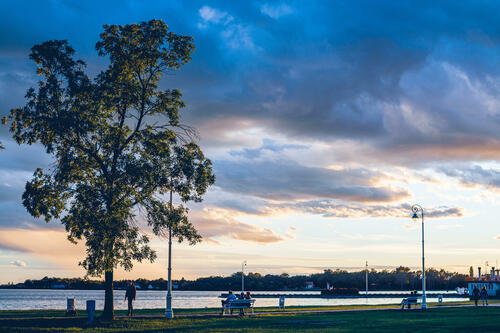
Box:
0;287;455;292
0;287;321;291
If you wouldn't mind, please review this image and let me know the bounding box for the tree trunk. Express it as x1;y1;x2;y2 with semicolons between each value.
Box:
101;270;114;320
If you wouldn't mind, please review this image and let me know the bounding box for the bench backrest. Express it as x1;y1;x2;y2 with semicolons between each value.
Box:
232;299;255;304
225;299;255;307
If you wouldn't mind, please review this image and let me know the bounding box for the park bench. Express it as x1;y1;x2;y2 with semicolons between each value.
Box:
400;296;420;310
221;299;256;316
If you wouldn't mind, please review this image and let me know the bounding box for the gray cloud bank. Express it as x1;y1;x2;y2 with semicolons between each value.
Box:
440;165;500;190
3;1;500;161
215;159;408;202
276;201;463;219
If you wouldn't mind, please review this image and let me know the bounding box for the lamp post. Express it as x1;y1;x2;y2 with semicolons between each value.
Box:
411;204;426;310
365;261;368;297
241;261;247;293
165;190;174;319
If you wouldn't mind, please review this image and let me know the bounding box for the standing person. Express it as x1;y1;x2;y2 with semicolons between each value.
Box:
480;286;488;306
472;285;480;306
125;281;137;316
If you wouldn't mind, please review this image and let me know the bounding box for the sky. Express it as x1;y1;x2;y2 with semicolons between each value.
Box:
2;0;500;283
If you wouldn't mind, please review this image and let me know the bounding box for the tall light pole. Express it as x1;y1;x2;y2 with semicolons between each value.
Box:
365;261;368;297
411;204;426;310
241;261;247;293
165;190;174;319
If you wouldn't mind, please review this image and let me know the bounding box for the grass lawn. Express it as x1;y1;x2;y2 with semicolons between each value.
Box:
0;303;498;332
0;300;484;318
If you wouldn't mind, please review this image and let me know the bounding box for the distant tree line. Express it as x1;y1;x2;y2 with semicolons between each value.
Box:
0;266;468;291
181;266;467;291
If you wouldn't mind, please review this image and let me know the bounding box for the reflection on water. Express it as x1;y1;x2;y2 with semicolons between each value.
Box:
0;289;464;310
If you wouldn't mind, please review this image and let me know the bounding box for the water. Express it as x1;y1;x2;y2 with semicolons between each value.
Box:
0;289;465;311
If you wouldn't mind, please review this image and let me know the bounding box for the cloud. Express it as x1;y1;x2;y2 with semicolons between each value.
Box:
197;5;254;49
214;158;409;202
272;201;463;219
229;138;307;159
4;1;500;165
0;229;85;269
198;6;233;26
424;206;464;218
10;260;26;267
439;165;500;190
260;3;293;19
179;2;500;167
5;2;500;175
192;208;285;244
0;0;499;281
211;198;265;215
0;169;65;229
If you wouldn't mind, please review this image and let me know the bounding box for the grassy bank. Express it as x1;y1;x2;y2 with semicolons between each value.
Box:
0;302;498;332
0;300;481;318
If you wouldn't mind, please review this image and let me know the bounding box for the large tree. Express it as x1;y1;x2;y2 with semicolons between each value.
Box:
4;20;215;319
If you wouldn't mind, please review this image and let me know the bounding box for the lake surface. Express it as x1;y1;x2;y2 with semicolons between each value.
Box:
0;289;465;311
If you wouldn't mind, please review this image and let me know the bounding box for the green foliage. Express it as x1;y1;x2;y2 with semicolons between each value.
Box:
5;19;214;277
176;267;468;291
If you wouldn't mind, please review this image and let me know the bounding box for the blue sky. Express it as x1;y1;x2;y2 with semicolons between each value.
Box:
2;0;500;282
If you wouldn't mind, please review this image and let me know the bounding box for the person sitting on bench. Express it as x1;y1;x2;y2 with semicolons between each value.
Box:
401;291;419;310
407;291;413;309
221;291;237;315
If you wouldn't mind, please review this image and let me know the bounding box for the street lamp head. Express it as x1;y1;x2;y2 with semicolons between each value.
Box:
412;212;419;222
411;204;422;222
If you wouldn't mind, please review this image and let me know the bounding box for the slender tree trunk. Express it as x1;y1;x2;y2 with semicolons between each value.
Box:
102;270;114;320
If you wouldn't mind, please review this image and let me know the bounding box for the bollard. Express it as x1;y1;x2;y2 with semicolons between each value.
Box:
66;298;77;316
279;296;285;310
86;300;96;323
438;294;443;304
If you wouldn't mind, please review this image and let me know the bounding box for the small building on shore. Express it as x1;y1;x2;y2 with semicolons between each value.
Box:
467;267;500;297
